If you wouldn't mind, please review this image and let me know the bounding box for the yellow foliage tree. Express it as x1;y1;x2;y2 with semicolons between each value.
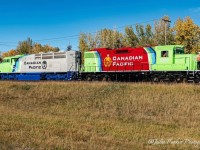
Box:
32;43;44;54
2;49;18;58
173;17;200;53
42;45;59;53
1;38;60;58
123;26;138;47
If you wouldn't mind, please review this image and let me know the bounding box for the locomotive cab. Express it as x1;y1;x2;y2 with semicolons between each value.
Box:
0;55;23;73
152;45;198;71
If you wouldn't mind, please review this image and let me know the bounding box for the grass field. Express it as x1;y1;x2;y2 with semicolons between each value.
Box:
0;81;200;149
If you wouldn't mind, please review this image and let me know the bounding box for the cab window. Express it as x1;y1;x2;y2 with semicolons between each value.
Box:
161;51;168;57
3;59;10;63
11;58;17;63
175;47;184;54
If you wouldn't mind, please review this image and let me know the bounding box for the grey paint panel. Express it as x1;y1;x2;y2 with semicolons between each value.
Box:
17;51;79;72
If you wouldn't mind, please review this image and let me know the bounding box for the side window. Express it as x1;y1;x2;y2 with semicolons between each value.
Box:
161;51;168;57
3;59;9;63
175;47;184;54
11;58;17;63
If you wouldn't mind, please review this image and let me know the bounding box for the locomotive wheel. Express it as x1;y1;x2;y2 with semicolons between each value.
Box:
152;77;159;82
102;77;107;81
194;78;200;83
86;75;92;81
175;77;182;83
101;75;111;81
183;78;188;83
159;79;165;83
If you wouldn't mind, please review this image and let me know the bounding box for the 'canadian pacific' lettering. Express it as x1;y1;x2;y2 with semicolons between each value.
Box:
24;61;41;65
113;56;143;61
29;66;41;69
113;62;134;66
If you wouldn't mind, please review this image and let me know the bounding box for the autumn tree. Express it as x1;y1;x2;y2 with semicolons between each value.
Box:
135;24;154;46
145;24;154;45
135;24;146;46
173;17;200;53
2;49;18;58
8;49;18;56
98;29;113;48
17;37;33;54
123;26;138;47
79;33;90;64
1;52;10;58
79;29;124;51
43;45;59;53
92;29;123;49
154;16;175;45
32;43;43;54
112;30;124;48
1;38;60;58
79;33;90;52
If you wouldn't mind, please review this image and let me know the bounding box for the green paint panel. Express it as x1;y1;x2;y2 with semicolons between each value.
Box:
0;55;23;73
83;52;101;72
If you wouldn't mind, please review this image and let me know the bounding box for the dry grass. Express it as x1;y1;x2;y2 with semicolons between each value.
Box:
0;81;200;149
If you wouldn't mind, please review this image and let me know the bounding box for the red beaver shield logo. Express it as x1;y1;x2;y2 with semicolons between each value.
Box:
104;54;112;67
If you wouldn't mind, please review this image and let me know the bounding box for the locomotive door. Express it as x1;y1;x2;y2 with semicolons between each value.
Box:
185;57;190;70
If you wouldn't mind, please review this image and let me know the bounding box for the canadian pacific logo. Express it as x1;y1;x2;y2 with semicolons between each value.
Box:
42;61;47;69
104;54;112;67
104;55;143;67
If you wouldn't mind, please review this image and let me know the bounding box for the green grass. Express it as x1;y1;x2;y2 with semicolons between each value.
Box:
0;81;200;149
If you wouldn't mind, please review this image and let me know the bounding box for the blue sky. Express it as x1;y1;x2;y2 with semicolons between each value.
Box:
0;0;200;52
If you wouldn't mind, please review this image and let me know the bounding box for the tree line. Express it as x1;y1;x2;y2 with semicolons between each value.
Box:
79;16;200;54
1;37;60;58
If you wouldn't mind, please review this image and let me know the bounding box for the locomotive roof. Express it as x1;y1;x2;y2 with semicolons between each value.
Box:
3;55;24;59
91;45;184;51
